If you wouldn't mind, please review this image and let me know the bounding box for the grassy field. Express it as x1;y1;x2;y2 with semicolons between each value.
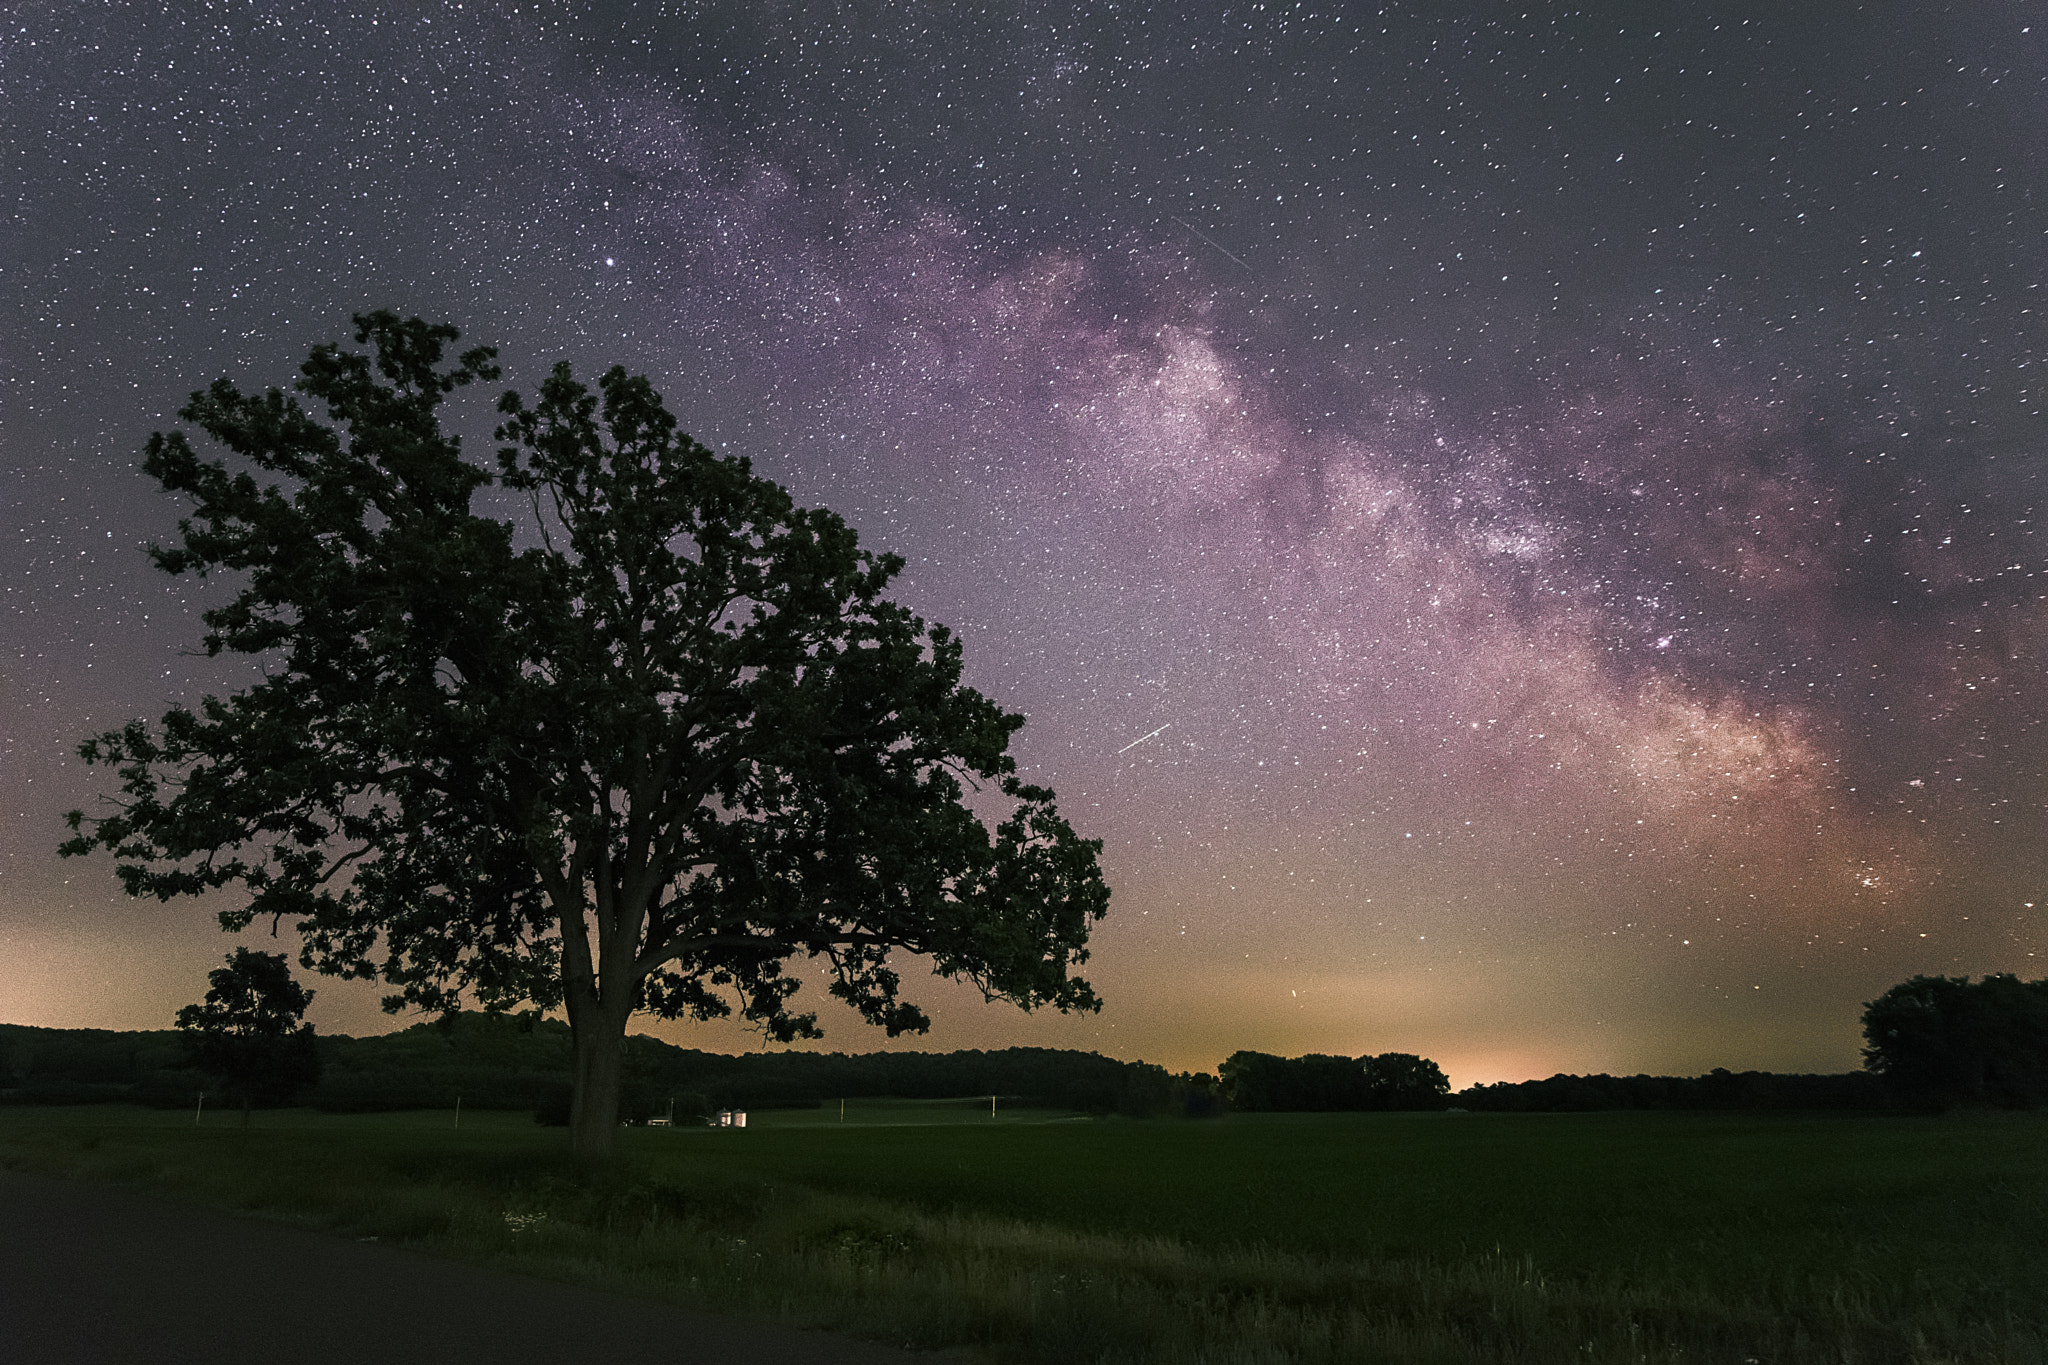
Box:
1;1101;2041;1363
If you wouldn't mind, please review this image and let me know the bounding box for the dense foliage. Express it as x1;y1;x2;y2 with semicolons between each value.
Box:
174;949;322;1115
1217;1050;1451;1111
60;313;1108;1158
1457;1069;1887;1113
1861;973;2048;1110
0;1013;1176;1118
0;1026;187;1105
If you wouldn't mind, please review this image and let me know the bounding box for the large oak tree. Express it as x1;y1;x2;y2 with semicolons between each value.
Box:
64;312;1109;1158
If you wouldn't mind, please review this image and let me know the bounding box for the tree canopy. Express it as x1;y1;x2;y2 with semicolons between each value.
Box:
1216;1049;1450;1111
64;311;1109;1158
176;948;322;1120
1861;974;2048;1110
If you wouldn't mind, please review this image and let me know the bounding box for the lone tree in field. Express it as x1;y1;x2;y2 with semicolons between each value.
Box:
63;312;1109;1159
176;948;323;1124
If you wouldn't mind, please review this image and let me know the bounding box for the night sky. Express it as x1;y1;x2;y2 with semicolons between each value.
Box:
7;3;2046;1084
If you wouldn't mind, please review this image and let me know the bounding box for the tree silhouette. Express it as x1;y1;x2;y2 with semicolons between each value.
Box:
1217;1049;1450;1111
1861;974;2048;1110
1360;1052;1451;1110
176;949;322;1123
64;312;1108;1159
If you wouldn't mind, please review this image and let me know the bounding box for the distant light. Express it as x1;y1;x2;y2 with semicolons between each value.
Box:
605;257;616;267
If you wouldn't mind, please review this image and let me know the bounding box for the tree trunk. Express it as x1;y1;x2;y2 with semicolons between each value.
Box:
567;1003;628;1162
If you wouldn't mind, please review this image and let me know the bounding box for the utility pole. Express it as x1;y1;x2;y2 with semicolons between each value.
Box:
194;1091;205;1126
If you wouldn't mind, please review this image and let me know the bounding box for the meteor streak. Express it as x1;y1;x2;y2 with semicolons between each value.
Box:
1116;723;1172;755
1169;216;1256;275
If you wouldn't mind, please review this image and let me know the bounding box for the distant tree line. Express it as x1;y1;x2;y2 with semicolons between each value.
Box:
10;972;2043;1117
1217;1051;1451;1112
0;1013;1179;1119
0;1025;188;1105
1454;1069;1887;1112
1449;974;2048;1114
611;1037;1178;1119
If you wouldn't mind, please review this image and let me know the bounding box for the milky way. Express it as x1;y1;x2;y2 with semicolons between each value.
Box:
7;4;2045;1081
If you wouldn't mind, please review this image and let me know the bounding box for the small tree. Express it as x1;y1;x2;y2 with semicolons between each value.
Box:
176;949;322;1123
64;313;1108;1160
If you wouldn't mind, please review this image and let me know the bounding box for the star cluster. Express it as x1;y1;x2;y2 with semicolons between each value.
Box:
5;3;2045;1081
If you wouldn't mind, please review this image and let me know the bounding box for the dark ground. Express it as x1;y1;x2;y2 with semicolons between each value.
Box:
0;1169;947;1364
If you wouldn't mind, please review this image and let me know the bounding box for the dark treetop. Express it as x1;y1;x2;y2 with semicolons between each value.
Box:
174;948;322;1112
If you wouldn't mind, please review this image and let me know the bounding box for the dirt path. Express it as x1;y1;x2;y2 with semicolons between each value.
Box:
0;1169;949;1364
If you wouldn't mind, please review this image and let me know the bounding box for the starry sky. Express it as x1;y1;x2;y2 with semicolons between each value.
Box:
7;3;2046;1085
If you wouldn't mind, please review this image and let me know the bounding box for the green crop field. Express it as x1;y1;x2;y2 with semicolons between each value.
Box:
2;1103;2041;1363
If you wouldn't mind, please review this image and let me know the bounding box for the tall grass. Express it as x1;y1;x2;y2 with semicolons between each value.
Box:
2;1104;2040;1363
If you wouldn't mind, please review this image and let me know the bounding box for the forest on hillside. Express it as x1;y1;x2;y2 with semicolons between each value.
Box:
0;1012;1900;1118
16;972;2040;1118
0;1014;1179;1118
